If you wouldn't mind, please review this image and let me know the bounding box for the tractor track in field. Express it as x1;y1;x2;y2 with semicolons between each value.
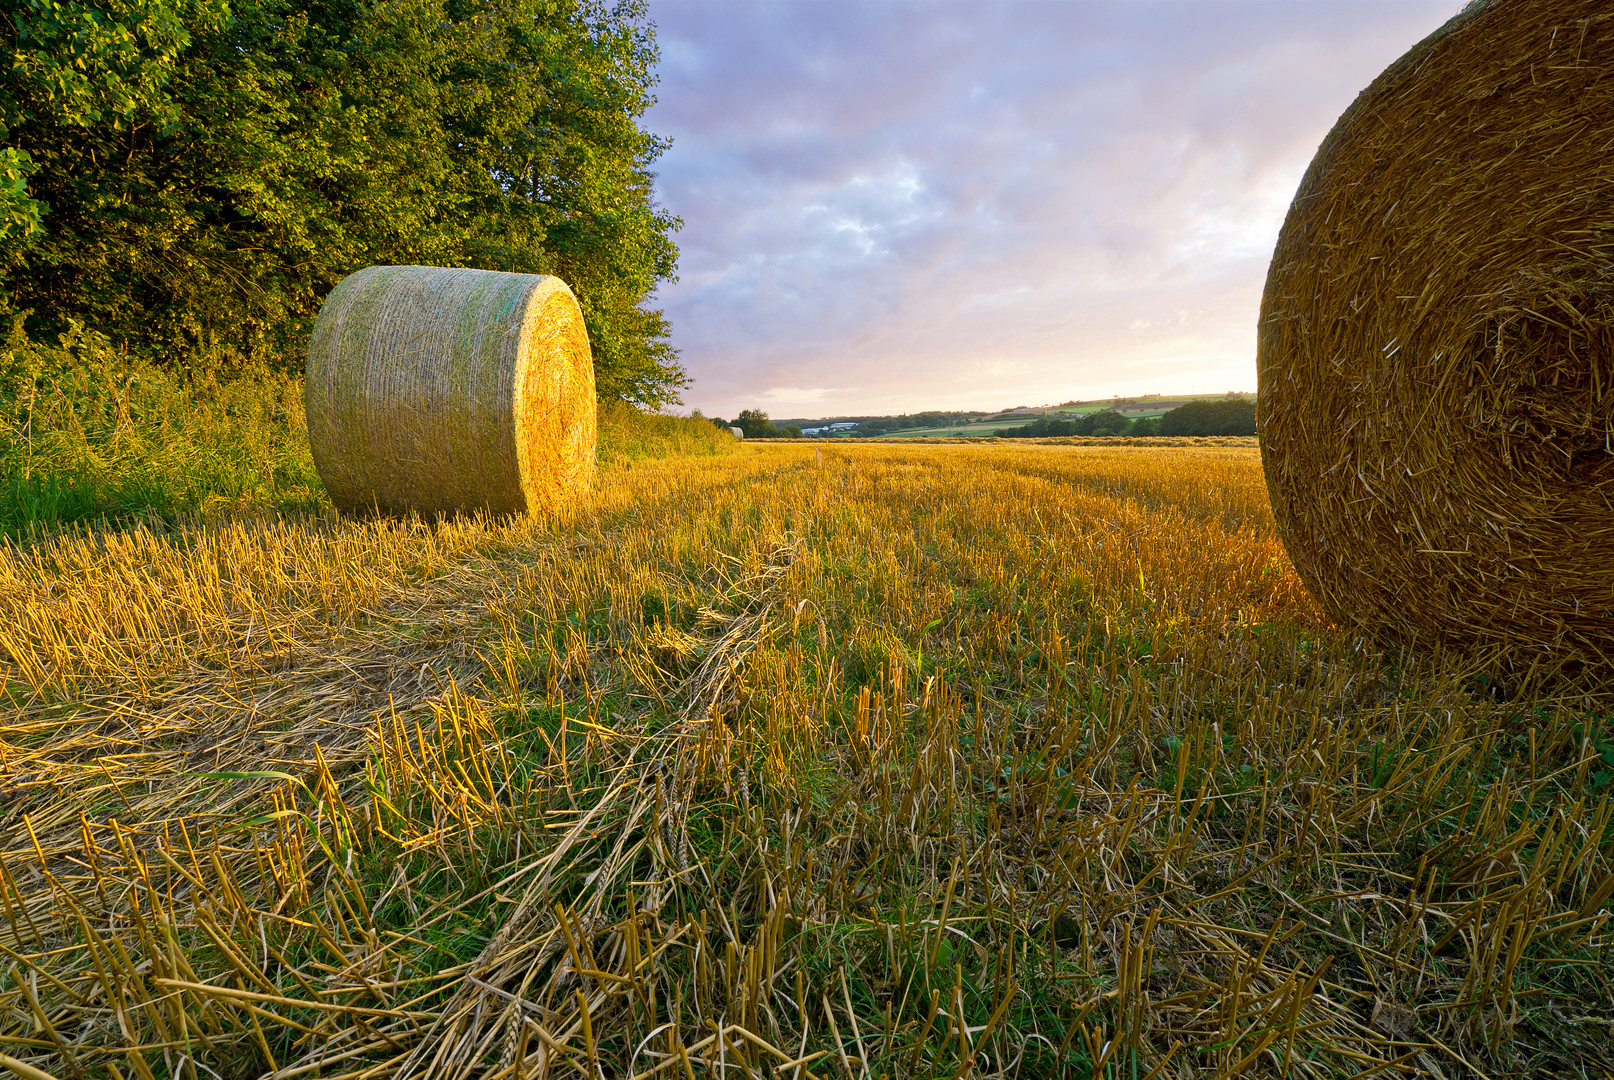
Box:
0;544;562;867
0;519;797;873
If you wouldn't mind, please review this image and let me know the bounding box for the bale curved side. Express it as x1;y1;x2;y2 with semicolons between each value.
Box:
305;266;595;517
1257;0;1614;673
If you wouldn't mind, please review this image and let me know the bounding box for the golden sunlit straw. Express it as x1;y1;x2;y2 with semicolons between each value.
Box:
0;442;1608;1078
1257;0;1614;681
305;265;597;518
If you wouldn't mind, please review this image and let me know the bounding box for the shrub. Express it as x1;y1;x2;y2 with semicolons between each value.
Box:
0;319;324;538
596;402;741;464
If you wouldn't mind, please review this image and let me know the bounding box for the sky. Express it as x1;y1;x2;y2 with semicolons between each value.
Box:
643;0;1462;420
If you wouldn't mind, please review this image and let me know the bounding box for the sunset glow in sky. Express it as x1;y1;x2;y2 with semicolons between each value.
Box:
644;0;1461;419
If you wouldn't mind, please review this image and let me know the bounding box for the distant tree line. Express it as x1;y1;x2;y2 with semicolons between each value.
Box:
993;409;1152;438
993;398;1255;439
722;410;987;437
854;411;983;436
710;398;1257;442
706;409;800;439
1156;398;1257;436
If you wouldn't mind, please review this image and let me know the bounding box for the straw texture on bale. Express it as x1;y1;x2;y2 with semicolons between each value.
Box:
1257;0;1614;674
306;266;595;517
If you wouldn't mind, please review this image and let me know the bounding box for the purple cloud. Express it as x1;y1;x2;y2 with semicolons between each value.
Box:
645;0;1460;418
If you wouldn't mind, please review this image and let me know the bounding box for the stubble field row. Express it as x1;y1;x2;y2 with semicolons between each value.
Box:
0;442;1609;1080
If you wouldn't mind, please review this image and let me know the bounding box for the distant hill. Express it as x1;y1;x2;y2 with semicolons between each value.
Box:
772;410;989;436
778;392;1253;438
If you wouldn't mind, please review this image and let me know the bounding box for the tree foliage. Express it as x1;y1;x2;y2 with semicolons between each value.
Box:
849;410;983;436
0;0;685;405
1157;398;1257;436
993;409;1137;438
734;408;798;439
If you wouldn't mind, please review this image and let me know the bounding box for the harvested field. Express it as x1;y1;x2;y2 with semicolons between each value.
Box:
0;442;1610;1080
776;437;1259;448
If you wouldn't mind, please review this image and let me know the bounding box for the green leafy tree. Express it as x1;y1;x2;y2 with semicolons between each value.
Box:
0;148;44;242
0;0;685;405
1079;409;1128;436
992;409;1133;439
735;408;780;439
1158;398;1257;436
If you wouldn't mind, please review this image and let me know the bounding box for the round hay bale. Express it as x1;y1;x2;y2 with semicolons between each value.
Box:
305;266;595;517
730;426;744;439
1258;0;1614;673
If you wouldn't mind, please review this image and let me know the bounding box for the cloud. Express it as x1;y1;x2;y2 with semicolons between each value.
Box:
645;0;1462;419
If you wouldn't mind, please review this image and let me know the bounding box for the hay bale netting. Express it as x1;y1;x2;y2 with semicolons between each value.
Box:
1257;0;1614;673
306;266;595;517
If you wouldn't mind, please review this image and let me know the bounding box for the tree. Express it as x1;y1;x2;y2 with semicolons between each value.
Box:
991;409;1133;439
0;148;44;243
1079;409;1129;436
0;0;685;405
734;408;776;439
1158;399;1257;436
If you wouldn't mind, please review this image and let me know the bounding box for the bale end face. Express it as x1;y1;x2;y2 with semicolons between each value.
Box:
1257;0;1614;675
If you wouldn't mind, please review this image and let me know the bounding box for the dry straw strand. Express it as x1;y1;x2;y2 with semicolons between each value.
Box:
2;442;1610;1078
306;265;596;518
1257;0;1614;678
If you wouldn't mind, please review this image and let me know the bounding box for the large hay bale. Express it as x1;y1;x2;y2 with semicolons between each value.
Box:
306;266;595;517
1258;0;1614;672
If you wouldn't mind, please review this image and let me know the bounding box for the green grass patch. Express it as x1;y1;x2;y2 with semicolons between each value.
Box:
0;324;738;539
596;400;741;464
0;322;325;537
